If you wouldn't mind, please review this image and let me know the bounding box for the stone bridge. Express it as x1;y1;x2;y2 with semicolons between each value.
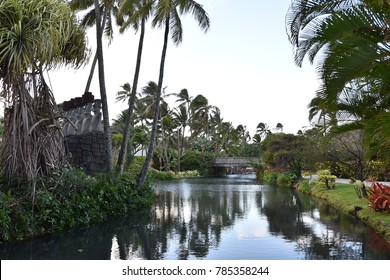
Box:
213;157;258;173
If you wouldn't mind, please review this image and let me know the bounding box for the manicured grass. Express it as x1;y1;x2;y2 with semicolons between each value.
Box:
306;181;390;243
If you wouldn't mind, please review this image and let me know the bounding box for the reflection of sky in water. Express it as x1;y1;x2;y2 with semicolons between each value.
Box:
203;195;305;260
2;175;389;260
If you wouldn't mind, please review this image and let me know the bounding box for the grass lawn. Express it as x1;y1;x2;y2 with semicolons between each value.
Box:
308;182;390;243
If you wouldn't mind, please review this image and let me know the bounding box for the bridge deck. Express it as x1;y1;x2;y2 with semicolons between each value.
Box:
213;157;258;167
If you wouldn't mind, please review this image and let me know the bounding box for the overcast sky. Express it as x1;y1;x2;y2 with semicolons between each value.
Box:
49;0;320;136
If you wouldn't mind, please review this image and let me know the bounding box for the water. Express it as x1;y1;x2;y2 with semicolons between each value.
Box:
1;174;389;259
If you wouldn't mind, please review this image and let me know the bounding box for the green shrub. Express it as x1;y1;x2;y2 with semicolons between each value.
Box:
297;179;311;194
276;173;296;188
146;169;175;182
173;170;200;178
316;169;337;190
263;170;278;185
0;167;156;243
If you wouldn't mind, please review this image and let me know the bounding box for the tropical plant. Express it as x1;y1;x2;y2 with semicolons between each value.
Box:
256;122;271;140
0;0;88;183
136;0;210;188
262;133;306;178
365;182;390;212
190;94;216;140
93;0;114;172
286;0;390;168
116;0;155;173
68;0;122;93
275;123;284;132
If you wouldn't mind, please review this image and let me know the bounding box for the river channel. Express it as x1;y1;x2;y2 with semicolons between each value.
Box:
1;174;389;260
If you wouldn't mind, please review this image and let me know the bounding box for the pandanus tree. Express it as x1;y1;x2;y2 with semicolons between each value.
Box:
136;0;210;188
0;0;88;183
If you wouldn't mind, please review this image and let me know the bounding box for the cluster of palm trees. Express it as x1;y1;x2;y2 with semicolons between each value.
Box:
286;0;390;165
112;83;262;172
0;0;212;187
68;0;211;187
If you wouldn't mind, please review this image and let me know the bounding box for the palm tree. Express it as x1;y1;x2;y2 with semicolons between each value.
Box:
0;0;88;183
93;0;114;172
136;0;210;188
172;104;188;172
169;88;194;135
116;0;155;173
276;123;284;133
256;122;271;140
190;94;216;140
286;0;390;165
68;0;122;93
115;82;132;103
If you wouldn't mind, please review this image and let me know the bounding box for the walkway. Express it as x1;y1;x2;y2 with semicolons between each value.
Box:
304;175;390;186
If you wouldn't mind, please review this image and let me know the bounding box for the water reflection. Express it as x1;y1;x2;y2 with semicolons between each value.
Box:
1;175;389;259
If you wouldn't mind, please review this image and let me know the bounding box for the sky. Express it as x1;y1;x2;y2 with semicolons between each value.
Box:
49;0;321;137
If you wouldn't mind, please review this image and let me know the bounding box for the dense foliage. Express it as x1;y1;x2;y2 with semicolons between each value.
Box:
0;168;155;242
366;182;390;212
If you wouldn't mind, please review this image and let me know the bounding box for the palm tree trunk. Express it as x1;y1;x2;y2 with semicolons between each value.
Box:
85;6;107;94
94;0;113;172
116;18;146;173
137;17;169;188
84;52;98;93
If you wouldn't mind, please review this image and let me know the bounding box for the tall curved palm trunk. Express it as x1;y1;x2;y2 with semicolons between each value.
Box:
137;17;170;188
94;0;113;172
136;0;210;187
116;17;147;173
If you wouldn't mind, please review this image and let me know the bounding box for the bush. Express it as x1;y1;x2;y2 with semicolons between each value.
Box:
365;182;390;212
146;169;175;182
316;169;337;190
263;170;278;185
173;170;200;178
276;173;296;188
297;180;311;194
0;167;156;243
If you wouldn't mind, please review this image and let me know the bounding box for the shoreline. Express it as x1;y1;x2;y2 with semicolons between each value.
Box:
298;178;390;244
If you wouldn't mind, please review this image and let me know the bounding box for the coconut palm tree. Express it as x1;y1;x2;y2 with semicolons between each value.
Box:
256;122;271;140
169;88;194;135
0;0;88;183
276;123;284;133
68;0;122;93
172;104;188;172
93;0;114;172
136;0;210;188
116;0;155;173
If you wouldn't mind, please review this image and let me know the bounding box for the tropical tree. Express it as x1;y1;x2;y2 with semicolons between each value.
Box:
172;104;188;172
0;0;88;183
262;133;306;178
170;88;194;135
286;0;390;167
137;0;210;188
93;0;114;172
68;0;122;93
275;123;284;133
256;122;271;140
116;0;155;173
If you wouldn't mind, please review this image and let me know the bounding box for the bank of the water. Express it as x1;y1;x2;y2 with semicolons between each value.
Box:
0;169;157;243
297;180;390;244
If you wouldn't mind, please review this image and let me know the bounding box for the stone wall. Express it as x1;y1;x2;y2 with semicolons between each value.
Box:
61;92;108;175
65;131;108;175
